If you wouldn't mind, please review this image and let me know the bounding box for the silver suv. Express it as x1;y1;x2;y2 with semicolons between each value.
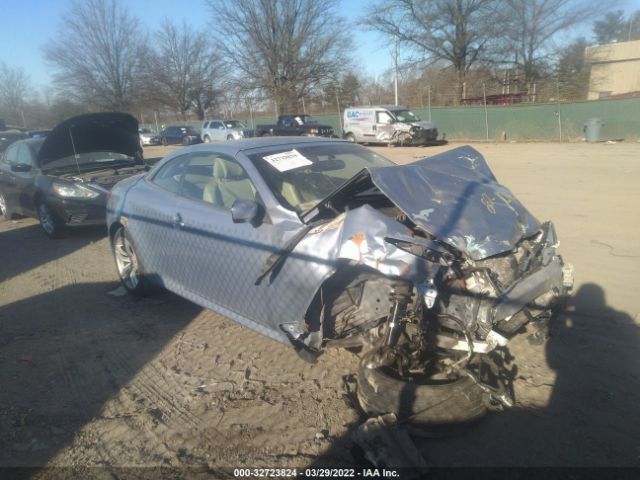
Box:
200;119;255;142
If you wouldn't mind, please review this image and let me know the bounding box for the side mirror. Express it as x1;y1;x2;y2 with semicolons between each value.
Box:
230;199;259;224
11;163;31;173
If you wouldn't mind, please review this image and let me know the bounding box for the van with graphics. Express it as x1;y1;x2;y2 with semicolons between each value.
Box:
343;105;438;146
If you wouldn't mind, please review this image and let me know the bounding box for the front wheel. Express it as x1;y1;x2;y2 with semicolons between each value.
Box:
112;226;152;296
0;190;13;220
356;347;487;425
38;202;69;238
203;135;211;143
161;137;168;146
345;133;356;143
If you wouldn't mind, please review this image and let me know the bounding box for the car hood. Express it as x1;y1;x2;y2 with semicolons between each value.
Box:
307;145;540;261
411;120;436;130
37;112;141;166
368;146;540;260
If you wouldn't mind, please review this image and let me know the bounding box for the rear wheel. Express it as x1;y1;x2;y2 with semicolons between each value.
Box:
161;137;168;146
345;133;356;143
227;135;234;141
203;135;211;143
112;226;152;296
37;202;69;238
357;347;488;426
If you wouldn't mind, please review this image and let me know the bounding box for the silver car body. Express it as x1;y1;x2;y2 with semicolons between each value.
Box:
107;138;560;348
201;119;255;143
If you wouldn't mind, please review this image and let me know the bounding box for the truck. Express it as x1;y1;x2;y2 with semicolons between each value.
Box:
255;115;336;138
343;105;438;146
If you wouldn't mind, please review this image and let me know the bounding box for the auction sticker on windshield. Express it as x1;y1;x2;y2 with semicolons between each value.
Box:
263;149;313;172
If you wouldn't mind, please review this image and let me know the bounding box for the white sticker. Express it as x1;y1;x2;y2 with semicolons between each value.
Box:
263;149;313;172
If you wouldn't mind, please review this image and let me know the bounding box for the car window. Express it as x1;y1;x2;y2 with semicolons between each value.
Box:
4;144;20;164
376;111;393;124
181;153;256;209
213;122;224;129
151;156;189;194
17;145;35;166
202;122;209;129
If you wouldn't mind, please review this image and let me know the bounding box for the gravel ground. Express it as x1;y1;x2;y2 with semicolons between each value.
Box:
1;141;639;472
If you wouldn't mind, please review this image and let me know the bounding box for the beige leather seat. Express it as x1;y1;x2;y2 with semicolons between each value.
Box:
202;158;255;208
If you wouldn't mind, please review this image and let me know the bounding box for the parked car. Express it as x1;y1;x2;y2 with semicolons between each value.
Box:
0;112;147;237
107;138;572;425
159;125;201;146
343;105;438;146
0;130;29;154
139;128;160;146
255;115;336;137
201;119;255;142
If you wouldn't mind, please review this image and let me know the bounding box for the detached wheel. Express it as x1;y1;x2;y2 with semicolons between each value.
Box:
357;348;487;425
112;226;152;296
37;202;69;238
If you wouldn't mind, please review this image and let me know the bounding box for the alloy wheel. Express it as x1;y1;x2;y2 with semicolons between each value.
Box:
38;203;55;234
113;230;140;290
0;193;7;217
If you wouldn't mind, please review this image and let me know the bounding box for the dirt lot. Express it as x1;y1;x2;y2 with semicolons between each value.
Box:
1;141;639;473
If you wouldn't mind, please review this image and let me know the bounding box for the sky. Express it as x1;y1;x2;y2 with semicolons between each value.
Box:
0;0;393;95
1;0;638;97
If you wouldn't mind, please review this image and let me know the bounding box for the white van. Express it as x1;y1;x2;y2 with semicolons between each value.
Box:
342;105;437;146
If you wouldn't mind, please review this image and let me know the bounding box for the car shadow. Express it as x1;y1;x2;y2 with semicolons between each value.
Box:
0;221;106;283
0;281;202;469
306;282;640;468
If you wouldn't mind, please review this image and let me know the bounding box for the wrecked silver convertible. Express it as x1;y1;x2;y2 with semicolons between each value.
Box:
107;138;573;424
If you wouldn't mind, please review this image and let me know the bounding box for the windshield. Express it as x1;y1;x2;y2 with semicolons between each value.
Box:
139;128;152;134
42;151;135;171
249;143;394;213
225;120;245;129
181;127;198;135
0;132;28;153
392;110;420;122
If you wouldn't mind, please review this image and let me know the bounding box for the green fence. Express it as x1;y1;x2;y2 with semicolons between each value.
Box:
146;97;640;141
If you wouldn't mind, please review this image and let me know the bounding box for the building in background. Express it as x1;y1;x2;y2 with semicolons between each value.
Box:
586;39;640;100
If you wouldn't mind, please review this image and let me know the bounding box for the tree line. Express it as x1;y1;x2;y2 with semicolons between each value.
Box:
1;0;639;128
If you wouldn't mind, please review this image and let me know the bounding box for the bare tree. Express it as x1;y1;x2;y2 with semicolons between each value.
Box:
0;62;29;126
210;0;350;114
44;0;146;111
144;20;223;120
593;10;627;44
500;0;601;86
363;0;500;104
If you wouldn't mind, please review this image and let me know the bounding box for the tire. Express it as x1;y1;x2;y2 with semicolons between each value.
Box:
203;135;211;143
397;132;412;147
37;201;69;238
111;226;152;296
161;137;168;146
345;133;356;143
0;190;13;220
227;135;234;141
182;137;189;146
357;348;487;425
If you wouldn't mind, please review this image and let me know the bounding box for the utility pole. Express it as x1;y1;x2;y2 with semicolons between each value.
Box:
394;32;399;106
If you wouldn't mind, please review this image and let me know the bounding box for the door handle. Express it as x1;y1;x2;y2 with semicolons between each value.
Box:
172;213;184;228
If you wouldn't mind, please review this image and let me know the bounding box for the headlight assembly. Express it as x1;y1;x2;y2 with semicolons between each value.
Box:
52;182;99;199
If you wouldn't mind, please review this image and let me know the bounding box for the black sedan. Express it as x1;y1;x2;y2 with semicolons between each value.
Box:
158;125;202;146
0;112;148;238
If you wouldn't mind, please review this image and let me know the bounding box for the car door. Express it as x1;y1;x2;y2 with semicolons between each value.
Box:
375;110;395;142
124;154;191;287
211;121;225;141
13;143;38;216
169;151;284;326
